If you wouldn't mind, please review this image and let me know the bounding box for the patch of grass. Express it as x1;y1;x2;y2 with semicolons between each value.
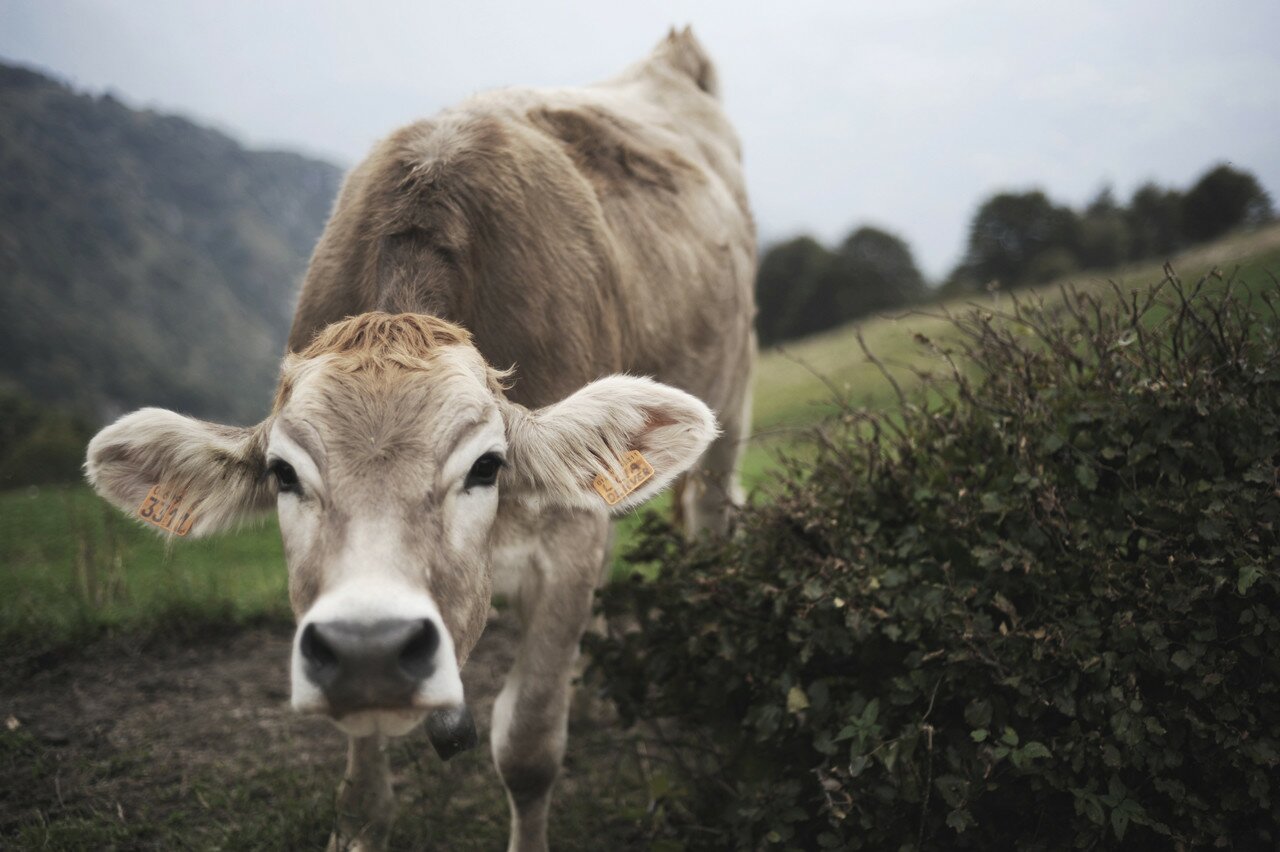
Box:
1;729;177;849
0;484;289;649
1;727;334;850
1;708;651;851
188;765;336;850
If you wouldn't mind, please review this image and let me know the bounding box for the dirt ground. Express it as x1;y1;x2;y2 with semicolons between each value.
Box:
0;617;651;850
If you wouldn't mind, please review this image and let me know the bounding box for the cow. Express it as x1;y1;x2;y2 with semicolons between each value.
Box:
84;26;755;851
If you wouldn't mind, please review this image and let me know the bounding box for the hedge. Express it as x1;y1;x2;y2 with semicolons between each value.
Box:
586;272;1280;849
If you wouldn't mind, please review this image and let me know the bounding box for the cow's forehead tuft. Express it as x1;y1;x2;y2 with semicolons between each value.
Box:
301;312;473;361
274;312;510;412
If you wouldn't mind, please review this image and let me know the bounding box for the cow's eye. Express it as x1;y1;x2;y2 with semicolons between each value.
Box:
464;452;504;490
268;459;302;495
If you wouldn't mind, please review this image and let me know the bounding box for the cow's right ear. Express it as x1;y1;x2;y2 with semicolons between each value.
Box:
500;376;718;514
85;408;274;538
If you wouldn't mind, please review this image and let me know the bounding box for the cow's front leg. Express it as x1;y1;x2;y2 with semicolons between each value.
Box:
328;735;396;852
491;510;608;852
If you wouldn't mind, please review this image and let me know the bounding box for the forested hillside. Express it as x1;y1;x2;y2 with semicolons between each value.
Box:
0;62;342;425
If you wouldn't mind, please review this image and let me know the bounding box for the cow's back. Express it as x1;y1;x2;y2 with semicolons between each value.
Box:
290;30;755;417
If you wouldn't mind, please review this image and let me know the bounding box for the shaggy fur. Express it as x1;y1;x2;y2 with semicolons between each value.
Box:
85;410;271;538
275;312;511;410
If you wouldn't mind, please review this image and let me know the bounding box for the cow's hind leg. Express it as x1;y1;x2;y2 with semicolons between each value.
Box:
681;363;753;537
491;508;609;852
328;735;396;852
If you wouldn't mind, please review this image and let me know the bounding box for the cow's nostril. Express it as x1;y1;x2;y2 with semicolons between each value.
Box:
300;622;338;676
398;619;439;680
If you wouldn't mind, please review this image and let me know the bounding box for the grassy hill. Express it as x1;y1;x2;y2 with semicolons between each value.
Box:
0;62;342;426
753;222;1280;432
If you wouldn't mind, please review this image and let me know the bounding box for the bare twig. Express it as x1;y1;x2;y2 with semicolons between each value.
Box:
917;677;943;850
775;345;852;415
854;329;908;411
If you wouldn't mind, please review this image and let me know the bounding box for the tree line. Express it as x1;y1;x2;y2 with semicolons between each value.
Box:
757;162;1274;346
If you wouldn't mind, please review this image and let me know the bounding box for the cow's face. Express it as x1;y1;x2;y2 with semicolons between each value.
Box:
85;313;717;746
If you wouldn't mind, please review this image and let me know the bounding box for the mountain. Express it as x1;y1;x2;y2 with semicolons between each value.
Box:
0;61;343;425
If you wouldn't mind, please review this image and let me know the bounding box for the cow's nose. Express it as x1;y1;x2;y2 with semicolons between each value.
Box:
300;618;440;716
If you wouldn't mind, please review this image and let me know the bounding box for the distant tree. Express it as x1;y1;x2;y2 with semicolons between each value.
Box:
958;191;1079;288
825;226;926;319
934;270;980;300
0;388;41;463
1127;183;1184;260
1022;247;1080;285
940;163;1274;298
1182;164;1274;243
1077;186;1132;269
755;236;833;346
755;228;928;346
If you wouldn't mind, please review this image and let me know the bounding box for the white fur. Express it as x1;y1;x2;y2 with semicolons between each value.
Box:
490;674;519;770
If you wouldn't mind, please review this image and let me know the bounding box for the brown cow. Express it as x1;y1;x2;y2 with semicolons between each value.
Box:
86;26;755;851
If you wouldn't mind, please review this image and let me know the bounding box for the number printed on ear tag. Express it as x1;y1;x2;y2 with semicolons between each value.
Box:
592;450;655;506
136;484;197;536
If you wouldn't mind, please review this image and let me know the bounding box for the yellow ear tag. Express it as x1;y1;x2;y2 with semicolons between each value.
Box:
592;450;655;506
136;484;197;536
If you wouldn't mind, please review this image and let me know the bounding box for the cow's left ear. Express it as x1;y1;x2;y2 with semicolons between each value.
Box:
86;408;275;538
502;376;719;513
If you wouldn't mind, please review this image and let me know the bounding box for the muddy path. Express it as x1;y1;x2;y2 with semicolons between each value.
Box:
0;618;652;850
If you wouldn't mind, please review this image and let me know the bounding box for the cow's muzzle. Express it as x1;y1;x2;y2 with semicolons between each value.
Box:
293;612;476;753
301;617;440;715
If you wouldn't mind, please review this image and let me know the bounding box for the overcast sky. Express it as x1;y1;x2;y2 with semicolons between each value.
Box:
3;0;1277;278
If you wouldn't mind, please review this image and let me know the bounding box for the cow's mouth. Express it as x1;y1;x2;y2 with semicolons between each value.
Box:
332;707;429;738
321;703;478;758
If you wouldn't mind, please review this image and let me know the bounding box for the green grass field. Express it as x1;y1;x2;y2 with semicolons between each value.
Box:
0;485;289;644
3;224;1278;647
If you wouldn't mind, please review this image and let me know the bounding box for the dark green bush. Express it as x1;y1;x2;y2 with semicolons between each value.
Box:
587;273;1280;849
0;388;94;487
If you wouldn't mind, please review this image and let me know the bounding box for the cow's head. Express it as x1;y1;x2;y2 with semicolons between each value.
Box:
86;313;717;749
